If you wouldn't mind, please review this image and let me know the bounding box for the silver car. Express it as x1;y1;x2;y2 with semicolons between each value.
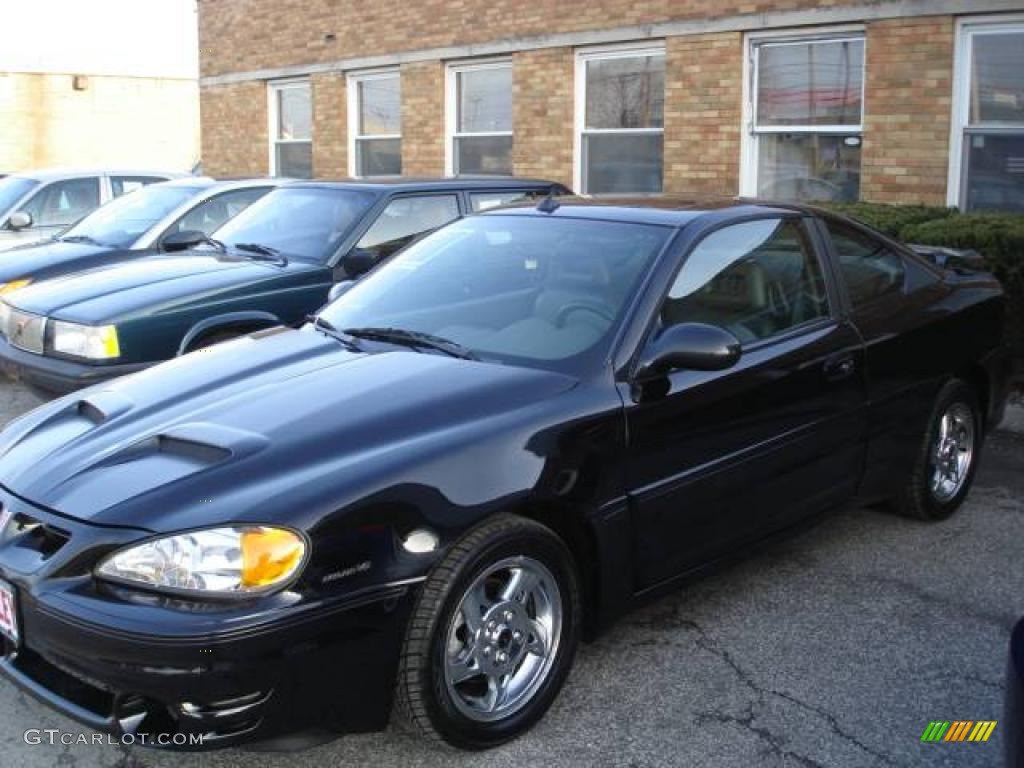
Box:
0;168;184;251
0;178;286;295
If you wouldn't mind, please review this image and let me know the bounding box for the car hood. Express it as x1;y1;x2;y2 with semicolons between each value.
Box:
0;231;49;252
0;240;123;284
0;327;578;530
5;251;321;324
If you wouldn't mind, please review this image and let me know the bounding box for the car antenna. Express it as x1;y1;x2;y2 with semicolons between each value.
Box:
536;194;560;214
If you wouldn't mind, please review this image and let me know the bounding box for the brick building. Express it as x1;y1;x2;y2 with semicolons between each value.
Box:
198;0;1024;211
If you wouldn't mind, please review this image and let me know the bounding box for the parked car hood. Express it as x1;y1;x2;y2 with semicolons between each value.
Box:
0;327;578;530
5;251;323;324
0;239;132;285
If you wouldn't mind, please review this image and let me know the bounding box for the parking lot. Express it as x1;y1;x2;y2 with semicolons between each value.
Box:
0;379;1021;768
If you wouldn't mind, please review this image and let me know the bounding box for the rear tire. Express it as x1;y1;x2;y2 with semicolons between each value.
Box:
894;379;982;521
394;514;581;750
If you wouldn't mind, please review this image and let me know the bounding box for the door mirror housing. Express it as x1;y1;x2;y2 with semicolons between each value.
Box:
7;211;32;231
161;230;210;253
327;280;356;303
635;322;742;379
341;247;378;278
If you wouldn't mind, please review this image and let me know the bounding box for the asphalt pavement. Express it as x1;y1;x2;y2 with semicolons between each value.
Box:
1;379;1021;768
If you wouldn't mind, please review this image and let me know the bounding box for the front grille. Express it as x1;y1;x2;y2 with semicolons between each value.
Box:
1;306;46;354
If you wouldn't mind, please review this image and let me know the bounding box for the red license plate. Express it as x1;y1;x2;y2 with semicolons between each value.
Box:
0;579;18;645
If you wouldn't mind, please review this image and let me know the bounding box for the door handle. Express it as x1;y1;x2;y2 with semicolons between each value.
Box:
824;355;856;382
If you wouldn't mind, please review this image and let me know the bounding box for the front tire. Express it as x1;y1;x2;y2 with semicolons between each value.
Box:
895;379;982;521
394;514;581;749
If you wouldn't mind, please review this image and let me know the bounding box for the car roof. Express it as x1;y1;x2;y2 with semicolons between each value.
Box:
10;168;187;182
483;195;808;227
154;177;288;192
285;177;564;193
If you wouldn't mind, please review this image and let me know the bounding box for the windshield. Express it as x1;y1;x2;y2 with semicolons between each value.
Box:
60;185;201;248
0;177;39;217
211;187;376;263
319;215;672;371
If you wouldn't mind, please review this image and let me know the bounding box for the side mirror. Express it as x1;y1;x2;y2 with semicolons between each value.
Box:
327;280;355;303
161;230;208;252
635;322;741;379
341;247;378;278
7;211;32;231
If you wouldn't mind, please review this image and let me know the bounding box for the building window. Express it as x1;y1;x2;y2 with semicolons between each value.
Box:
576;46;665;194
744;34;864;202
446;61;513;176
269;80;312;178
349;70;402;177
952;19;1024;212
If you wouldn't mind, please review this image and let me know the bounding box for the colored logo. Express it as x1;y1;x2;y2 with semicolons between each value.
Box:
921;721;997;743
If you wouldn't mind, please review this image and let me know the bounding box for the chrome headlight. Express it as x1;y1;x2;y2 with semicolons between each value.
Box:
96;526;308;597
0;278;31;295
51;320;120;359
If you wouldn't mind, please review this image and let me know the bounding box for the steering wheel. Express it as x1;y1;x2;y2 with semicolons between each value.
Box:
554;301;615;328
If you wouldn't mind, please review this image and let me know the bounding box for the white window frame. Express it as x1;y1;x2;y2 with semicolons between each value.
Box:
739;27;866;198
347;68;402;178
267;78;312;177
445;59;514;177
574;43;666;195
948;13;1024;209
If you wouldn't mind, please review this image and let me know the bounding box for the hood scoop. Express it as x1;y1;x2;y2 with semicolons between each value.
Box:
2;419;269;520
76;390;134;425
0;390;135;463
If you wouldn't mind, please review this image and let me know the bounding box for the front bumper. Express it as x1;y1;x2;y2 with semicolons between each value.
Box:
0;335;148;395
0;492;418;750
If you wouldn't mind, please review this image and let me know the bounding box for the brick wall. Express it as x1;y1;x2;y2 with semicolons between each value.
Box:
664;32;743;197
861;15;956;206
401;62;445;176
200;81;267;177
512;48;575;187
312;73;347;178
197;1;994;204
197;0;850;79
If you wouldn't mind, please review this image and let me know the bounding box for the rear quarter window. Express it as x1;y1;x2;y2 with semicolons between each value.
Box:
824;218;908;307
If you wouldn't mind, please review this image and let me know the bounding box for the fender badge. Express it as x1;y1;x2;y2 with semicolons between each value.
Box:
322;560;371;584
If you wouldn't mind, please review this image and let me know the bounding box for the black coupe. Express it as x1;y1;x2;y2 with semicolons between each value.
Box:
0;198;1010;750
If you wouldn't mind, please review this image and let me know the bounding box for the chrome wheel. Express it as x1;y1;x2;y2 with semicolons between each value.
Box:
929;402;975;503
443;556;562;723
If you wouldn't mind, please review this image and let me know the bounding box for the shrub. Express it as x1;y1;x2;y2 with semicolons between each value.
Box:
820;202;956;238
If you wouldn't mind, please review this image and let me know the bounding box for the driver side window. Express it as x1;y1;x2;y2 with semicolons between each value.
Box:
661;218;830;345
20;178;101;228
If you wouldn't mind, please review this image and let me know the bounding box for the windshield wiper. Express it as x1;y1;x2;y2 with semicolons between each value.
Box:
235;242;287;264
306;315;362;352
59;234;106;246
342;327;479;361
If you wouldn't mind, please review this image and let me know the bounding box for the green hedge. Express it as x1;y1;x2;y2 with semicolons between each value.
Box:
820;203;1024;381
822;202;957;238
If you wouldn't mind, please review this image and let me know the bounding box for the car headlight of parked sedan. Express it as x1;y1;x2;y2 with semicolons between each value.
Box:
51;320;121;359
96;526;307;596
